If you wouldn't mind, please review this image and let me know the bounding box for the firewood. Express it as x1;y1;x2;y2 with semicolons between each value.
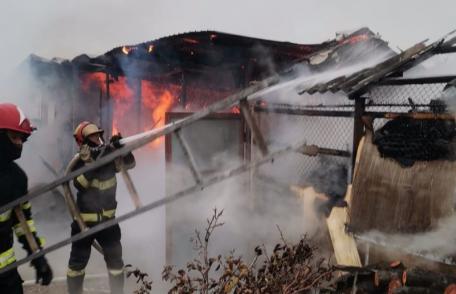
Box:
392;286;439;294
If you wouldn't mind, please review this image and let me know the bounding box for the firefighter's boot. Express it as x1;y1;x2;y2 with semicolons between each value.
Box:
108;270;124;294
67;273;84;294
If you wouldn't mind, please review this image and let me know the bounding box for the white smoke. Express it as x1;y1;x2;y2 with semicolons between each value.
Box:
361;214;456;262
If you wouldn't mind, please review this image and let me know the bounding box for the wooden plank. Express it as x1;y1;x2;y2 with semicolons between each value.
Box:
326;185;362;267
240;99;269;156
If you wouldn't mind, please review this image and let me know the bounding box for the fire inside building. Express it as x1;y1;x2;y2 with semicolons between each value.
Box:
5;27;456;292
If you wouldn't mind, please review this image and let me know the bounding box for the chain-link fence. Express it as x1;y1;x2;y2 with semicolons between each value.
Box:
367;83;447;131
254;107;353;188
252;81;450;189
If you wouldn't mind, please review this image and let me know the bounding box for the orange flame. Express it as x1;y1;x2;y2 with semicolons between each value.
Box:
121;46;130;55
148;44;154;53
183;38;199;44
80;73;179;149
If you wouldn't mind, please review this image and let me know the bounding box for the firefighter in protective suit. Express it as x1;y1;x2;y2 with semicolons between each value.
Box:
0;103;53;293
67;122;135;294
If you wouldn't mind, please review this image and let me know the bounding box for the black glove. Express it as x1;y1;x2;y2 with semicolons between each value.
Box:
110;133;123;149
31;256;53;285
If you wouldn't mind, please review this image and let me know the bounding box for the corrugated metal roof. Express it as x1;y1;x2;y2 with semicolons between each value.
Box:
297;34;455;98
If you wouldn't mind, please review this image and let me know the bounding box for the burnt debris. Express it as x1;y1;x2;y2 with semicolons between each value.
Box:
373;108;456;167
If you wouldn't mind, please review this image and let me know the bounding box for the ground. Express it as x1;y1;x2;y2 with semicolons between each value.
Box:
24;276;110;294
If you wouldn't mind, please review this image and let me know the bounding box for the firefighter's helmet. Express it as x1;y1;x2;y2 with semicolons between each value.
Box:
73;121;104;146
0;103;34;135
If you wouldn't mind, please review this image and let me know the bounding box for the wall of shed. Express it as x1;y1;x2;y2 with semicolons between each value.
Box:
350;131;455;234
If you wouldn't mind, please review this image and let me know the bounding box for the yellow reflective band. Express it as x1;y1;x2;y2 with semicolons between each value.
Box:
0;248;16;269
0;209;12;222
14;219;36;236
80;209;116;223
91;177;116;190
67;268;85;277
76;174;90;189
39;237;46;247
108;268;124;276
102;209;116;218
76;175;116;191
21;202;32;210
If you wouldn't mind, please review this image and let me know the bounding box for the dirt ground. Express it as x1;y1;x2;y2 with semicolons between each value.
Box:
24;276;110;294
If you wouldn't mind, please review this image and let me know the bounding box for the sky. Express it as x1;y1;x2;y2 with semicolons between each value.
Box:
0;0;454;80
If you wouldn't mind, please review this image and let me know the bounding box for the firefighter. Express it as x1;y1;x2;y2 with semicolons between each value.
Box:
0;103;53;293
67;121;135;294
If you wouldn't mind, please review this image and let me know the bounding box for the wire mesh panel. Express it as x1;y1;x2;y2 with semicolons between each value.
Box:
255;111;353;187
367;83;446;113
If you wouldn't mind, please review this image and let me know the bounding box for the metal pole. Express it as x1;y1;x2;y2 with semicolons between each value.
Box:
0;74;280;215
0;138;307;275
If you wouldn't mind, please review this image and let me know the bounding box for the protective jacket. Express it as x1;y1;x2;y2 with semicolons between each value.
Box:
72;145;135;221
0;162;44;265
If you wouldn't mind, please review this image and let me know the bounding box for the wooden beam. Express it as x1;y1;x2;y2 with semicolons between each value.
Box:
120;168;143;208
14;207;39;253
254;105;354;117
240;99;269;156
352;96;366;174
175;129;203;184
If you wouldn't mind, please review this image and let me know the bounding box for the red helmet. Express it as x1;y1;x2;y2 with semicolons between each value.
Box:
0;103;34;135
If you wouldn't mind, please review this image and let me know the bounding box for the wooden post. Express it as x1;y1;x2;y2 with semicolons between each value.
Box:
175;129;203;185
240;99;269;157
180;71;187;108
14;207;39;253
351;95;365;176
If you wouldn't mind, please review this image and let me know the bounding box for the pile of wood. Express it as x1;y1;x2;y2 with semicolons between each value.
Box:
332;262;456;293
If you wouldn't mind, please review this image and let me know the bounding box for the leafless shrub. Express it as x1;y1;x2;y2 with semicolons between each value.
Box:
162;208;334;293
125;264;153;294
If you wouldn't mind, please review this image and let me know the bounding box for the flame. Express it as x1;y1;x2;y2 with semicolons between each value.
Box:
183;38;199;44
122;46;130;55
148;44;154;53
80;73;179;148
80;72;240;150
141;82;177;147
338;34;369;45
231;106;240;114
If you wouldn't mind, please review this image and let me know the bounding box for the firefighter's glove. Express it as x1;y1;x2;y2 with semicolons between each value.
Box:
31;256;53;285
110;133;123;149
79;144;93;163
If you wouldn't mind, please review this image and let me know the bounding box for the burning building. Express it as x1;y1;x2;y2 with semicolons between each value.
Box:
9;27;456;292
23;28;389;147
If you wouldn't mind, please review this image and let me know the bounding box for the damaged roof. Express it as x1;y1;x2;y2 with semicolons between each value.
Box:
297;32;456;98
28;28;392;81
